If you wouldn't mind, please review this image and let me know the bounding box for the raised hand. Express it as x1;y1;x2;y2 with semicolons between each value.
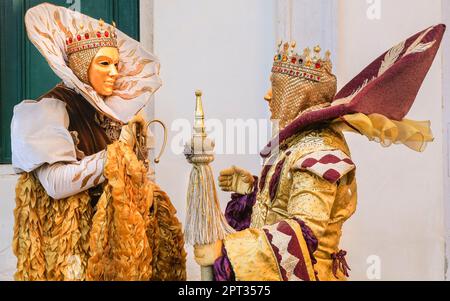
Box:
218;165;254;195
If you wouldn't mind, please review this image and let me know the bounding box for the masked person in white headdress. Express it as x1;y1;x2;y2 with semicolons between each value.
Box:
11;3;186;281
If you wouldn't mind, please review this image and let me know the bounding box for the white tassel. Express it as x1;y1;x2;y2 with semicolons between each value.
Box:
185;161;235;246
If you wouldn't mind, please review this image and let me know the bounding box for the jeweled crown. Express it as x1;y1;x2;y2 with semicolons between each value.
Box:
66;19;118;56
272;41;332;82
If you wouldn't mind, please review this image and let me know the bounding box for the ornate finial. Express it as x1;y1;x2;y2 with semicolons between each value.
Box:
303;47;311;57
304;47;311;65
325;50;331;61
99;18;105;27
79;23;84;30
194;90;206;138
312;45;322;62
112;21;116;28
290;41;297;56
277;40;283;48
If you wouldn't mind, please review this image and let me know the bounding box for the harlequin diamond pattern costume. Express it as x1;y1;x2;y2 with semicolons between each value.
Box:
10;3;186;281
213;24;445;281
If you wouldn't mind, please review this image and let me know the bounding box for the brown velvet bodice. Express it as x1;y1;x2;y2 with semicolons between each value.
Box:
37;83;113;157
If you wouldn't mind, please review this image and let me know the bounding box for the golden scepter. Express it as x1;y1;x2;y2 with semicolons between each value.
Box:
184;90;235;281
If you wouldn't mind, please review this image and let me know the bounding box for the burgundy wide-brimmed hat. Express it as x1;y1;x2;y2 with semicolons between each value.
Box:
261;24;446;158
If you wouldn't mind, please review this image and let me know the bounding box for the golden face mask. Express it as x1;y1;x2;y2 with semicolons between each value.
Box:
87;47;120;96
266;69;337;130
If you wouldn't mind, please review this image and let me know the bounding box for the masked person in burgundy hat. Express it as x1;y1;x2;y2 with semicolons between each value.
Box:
194;25;445;281
11;3;186;281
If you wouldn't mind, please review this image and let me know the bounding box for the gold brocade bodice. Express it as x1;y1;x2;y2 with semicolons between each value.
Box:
250;126;357;281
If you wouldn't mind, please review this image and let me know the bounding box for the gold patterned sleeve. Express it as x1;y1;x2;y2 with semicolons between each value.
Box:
220;172;326;281
287;170;337;239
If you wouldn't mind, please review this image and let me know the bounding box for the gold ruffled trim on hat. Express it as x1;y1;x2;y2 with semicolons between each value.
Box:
332;113;433;152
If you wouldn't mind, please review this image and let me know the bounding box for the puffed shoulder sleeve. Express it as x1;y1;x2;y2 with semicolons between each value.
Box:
11;98;77;173
291;149;355;184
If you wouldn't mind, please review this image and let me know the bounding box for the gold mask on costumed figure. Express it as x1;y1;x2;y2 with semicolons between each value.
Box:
265;42;337;130
67;19;119;96
87;47;119;96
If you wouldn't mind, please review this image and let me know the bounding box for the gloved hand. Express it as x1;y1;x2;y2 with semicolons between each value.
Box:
194;240;223;267
119;115;147;149
119;123;136;148
218;165;254;195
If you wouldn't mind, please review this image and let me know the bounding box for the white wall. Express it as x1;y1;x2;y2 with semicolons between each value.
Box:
153;0;275;280
443;0;450;281
0;166;17;280
336;0;445;280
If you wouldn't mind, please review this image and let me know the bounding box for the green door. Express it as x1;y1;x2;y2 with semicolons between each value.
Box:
0;0;140;163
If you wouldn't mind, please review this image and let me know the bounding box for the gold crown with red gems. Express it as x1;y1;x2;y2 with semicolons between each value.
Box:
272;41;332;82
66;19;118;56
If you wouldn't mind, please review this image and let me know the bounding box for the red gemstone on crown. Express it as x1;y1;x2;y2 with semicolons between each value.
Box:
85;33;90;39
105;31;109;37
69;37;73;44
97;32;101;38
315;63;321;69
77;35;81;41
291;57;297;64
